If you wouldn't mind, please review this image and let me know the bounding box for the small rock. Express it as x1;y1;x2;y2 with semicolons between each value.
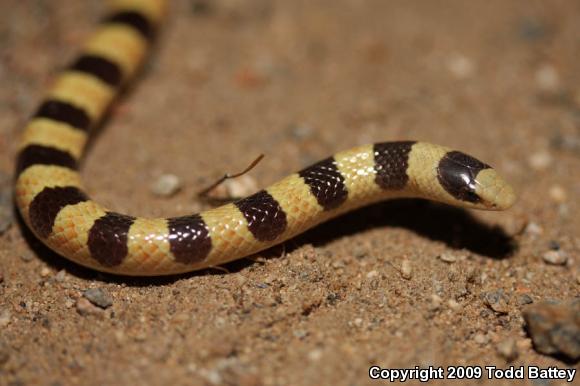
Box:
150;174;182;197
535;64;560;92
551;133;580;153
20;251;34;262
447;54;475;79
548;240;560;250
465;266;480;284
366;270;378;279
523;299;580;360
558;203;570;218
54;270;67;282
438;252;457;263
82;288;113;309
353;318;363;327
289;124;314;139
496;338;519;362
307;349;322;362
541;250;568;265
429;294;442;311
75;298;104;316
352;246;368;259
401;260;412;280
40;267;51;277
292;329;308;339
474;333;488;345
0;309;11;327
517;294;534;306
224;175;258;198
483;289;510;314
448;299;461;311
528;151;552;171
518;19;548;41
548;185;567;203
524;222;543;236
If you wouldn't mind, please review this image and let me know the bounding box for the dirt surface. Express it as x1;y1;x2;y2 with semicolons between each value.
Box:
0;0;579;385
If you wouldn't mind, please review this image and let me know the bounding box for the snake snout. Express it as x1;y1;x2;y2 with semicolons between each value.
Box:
473;168;517;211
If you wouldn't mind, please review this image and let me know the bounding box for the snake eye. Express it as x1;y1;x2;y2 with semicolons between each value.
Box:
437;151;490;204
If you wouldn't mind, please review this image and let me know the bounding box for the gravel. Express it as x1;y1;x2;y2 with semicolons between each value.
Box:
496;338;518;362
400;260;412;279
517;294;534;306
150;174;182;197
541;250;568;265
438;252;456;263
523;299;580;360
483;289;510;314
83;288;113;309
76;298;104;317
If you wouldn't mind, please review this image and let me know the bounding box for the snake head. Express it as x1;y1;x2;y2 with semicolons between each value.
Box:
436;151;516;211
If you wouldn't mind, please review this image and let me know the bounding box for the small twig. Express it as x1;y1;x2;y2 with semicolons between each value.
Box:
197;153;264;200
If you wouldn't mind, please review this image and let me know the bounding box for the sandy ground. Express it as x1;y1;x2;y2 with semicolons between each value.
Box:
0;0;579;385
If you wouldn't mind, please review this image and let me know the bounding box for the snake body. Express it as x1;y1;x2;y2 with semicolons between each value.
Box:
14;0;516;276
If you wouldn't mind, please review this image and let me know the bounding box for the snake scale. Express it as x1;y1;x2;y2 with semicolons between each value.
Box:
15;0;516;276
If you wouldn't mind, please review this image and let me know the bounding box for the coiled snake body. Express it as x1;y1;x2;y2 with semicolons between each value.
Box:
15;0;516;276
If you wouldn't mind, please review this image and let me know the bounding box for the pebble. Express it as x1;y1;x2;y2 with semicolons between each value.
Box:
524;222;543;236
75;298;104;316
548;240;560;250
523;299;580;360
400;260;412;280
528;151;552;171
551;133;580;153
82;288;113;309
474;333;488;345
40;267;51;277
483;289;510;314
535;64;560;92
438;252;457;263
448;299;461;311
289;124;314;139
558;203;570;218
548;185;567;203
519;19;547;41
0;309;11;327
0;172;12;235
20;251;34;262
517;294;534;306
292;329;308;339
224;175;258;198
307;349;323;362
496;338;518;362
150;174;182;197
366;270;378;279
54;270;67;282
541;250;568;265
429;294;442;311
447;54;475;79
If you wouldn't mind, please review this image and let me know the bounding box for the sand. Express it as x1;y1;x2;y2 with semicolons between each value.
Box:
0;0;578;385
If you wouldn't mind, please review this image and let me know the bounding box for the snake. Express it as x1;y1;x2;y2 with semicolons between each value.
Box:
14;0;516;276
